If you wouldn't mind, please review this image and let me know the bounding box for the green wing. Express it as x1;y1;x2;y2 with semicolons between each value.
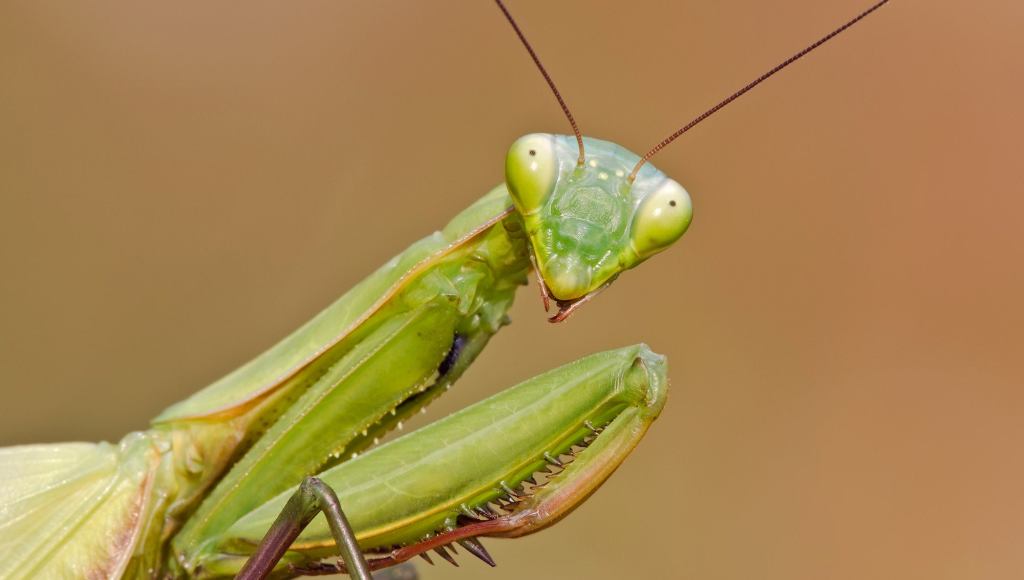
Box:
0;434;159;579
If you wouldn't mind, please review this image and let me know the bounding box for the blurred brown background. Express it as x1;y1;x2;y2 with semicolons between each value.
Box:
2;1;1022;578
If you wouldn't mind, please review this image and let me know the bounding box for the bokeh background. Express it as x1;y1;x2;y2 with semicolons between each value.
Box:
2;1;1022;578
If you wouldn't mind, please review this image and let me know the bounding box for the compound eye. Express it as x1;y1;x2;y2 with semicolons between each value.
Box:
505;134;558;215
630;179;693;258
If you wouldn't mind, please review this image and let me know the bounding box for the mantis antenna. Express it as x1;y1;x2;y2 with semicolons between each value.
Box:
494;0;586;167
629;0;891;182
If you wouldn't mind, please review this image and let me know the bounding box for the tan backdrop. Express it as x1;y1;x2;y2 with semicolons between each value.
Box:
2;1;1022;579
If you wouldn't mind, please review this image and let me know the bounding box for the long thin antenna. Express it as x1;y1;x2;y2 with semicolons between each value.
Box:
629;0;890;182
494;0;585;166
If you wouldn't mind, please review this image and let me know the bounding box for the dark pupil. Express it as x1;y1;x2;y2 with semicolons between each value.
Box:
528;150;536;156
669;200;677;207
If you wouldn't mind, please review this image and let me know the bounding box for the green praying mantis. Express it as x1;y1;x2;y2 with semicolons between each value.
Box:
0;1;890;578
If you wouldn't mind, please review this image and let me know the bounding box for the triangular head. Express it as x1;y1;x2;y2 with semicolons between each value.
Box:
505;133;693;319
496;0;889;321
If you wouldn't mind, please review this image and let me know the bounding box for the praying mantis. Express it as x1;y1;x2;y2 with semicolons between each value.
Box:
0;1;890;578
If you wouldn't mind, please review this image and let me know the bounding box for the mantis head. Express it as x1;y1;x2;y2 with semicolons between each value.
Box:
494;0;888;321
506;133;692;319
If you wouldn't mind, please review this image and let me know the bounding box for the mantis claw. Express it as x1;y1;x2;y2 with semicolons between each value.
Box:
460;504;487;521
207;345;666;576
500;481;521;498
544;451;564;467
457;538;496;567
432;545;459;567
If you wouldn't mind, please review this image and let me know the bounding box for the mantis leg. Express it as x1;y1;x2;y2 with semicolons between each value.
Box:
237;477;372;580
202;345;668;576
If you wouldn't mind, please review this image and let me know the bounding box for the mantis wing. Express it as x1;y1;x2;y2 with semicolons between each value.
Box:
0;434;160;579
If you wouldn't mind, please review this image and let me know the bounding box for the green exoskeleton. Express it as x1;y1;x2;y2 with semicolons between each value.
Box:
1;132;682;578
0;1;889;578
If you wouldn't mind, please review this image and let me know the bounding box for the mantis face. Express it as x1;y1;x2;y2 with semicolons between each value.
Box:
505;133;693;313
